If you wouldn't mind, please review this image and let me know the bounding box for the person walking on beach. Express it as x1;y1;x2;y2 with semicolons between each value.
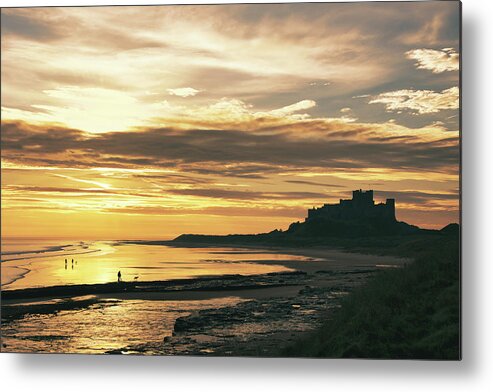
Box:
117;270;122;283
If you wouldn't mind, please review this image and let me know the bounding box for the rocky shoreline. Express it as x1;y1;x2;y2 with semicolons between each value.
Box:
115;266;380;356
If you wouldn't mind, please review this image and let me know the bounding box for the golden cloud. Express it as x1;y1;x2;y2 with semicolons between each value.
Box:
406;48;459;73
167;87;201;97
369;87;459;114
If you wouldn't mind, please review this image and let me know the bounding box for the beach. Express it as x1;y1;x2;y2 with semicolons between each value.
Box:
1;240;408;355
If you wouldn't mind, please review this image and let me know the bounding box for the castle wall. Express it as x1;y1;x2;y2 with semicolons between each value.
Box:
305;191;396;223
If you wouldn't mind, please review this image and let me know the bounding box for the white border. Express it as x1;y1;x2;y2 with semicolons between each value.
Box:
1;0;492;391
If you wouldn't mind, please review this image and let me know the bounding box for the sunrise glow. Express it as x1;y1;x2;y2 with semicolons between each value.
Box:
1;3;460;239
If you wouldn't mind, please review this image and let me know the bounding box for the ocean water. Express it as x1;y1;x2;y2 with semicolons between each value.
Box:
1;238;309;290
2;296;245;354
1;238;315;354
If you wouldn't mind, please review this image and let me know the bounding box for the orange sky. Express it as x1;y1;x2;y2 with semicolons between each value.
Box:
1;3;460;239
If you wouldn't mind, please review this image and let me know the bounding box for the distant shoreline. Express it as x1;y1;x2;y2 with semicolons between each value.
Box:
121;239;410;264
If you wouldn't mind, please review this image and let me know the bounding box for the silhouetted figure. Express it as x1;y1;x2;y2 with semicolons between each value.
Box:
117;271;122;283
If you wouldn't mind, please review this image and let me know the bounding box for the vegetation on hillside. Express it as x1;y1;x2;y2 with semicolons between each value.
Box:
282;230;460;359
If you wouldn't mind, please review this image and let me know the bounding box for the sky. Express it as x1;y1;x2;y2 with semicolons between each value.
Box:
1;2;460;239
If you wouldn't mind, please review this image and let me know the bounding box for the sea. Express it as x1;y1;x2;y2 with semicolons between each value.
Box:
1;238;312;354
1;238;308;290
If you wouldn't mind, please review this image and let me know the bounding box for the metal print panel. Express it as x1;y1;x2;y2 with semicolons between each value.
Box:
0;1;461;358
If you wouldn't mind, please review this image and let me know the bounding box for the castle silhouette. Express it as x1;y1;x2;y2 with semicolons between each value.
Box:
306;189;396;223
175;188;457;243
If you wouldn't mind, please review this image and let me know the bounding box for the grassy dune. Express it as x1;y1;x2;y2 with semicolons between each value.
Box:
283;233;460;359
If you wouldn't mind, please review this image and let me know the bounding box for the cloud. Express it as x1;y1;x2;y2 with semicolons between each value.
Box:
1;118;459;179
5;185;115;195
4;86;157;134
1;92;318;134
167;188;329;201
285;180;345;188
0;11;63;41
1;3;460;138
0;4;461;232
155;98;319;132
406;48;459;73
374;189;459;205
4;184;327;202
268;100;317;116
103;205;306;218
338;107;357;122
52;174;112;189
167;87;201;97
133;173;213;186
369;87;459;114
2;3;456;129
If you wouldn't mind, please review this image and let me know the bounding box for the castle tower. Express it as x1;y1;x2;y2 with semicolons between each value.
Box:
352;189;374;207
386;198;396;220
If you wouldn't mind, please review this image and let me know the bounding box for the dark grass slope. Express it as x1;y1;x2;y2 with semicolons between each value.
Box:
282;232;460;359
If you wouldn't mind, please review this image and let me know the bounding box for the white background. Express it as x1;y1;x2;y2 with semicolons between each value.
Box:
0;0;491;391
